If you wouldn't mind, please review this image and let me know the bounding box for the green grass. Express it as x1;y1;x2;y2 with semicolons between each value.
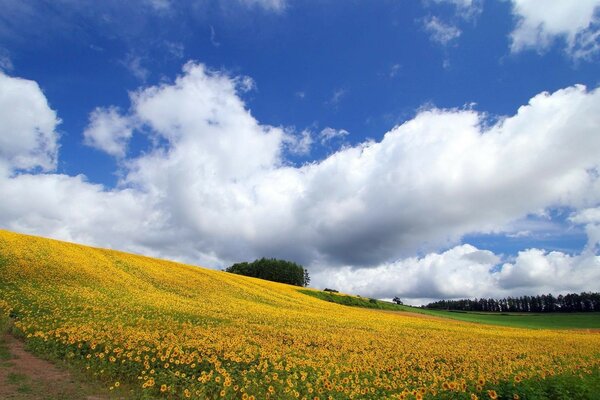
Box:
416;309;600;329
299;289;600;329
298;289;412;311
431;368;600;400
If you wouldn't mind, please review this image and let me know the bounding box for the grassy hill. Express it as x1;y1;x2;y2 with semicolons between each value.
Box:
1;229;599;399
300;290;600;330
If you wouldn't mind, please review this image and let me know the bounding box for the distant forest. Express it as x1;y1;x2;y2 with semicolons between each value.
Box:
424;292;600;313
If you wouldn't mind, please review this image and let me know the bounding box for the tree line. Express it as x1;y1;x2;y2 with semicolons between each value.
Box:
424;292;600;313
225;258;310;287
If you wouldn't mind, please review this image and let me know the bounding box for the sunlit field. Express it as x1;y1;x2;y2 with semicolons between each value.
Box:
1;230;599;399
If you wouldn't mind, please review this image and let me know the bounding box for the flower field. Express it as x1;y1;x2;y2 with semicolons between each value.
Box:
0;229;599;399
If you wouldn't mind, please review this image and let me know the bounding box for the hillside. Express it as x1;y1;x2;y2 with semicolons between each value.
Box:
300;290;600;330
1;229;599;399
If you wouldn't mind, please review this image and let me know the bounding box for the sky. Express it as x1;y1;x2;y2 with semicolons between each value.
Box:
1;0;600;304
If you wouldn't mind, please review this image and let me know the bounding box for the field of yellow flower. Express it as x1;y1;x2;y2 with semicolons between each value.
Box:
0;229;599;399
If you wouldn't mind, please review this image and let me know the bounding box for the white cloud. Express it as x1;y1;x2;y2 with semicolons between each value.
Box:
284;129;312;155
83;107;134;158
510;0;600;59
570;207;600;252
1;65;600;302
118;79;600;268
319;127;349;145
312;245;500;301
423;16;462;45
496;249;600;292
311;244;600;304
0;71;60;173
571;207;600;224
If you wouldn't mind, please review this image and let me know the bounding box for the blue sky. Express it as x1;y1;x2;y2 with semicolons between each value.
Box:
1;0;600;303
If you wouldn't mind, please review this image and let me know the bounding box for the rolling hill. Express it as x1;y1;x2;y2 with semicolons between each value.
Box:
1;229;599;399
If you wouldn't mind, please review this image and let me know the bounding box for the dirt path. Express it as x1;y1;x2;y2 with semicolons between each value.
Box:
0;333;109;400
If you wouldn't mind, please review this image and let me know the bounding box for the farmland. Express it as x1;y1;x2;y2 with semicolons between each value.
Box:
1;229;599;399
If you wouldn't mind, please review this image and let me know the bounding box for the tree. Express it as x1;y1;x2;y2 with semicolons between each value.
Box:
422;292;600;313
392;297;403;305
225;258;310;287
303;269;311;287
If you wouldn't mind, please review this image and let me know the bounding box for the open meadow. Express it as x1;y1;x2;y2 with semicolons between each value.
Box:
1;230;599;399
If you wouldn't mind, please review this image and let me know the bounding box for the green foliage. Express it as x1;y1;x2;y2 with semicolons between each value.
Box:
428;369;600;400
299;289;412;311
425;292;600;313
226;257;309;287
425;310;600;330
495;368;600;400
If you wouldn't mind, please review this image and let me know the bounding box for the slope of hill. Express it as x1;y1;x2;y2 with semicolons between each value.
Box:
0;229;599;399
300;290;600;330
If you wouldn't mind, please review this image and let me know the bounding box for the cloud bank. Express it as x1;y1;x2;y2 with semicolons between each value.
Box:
1;65;600;301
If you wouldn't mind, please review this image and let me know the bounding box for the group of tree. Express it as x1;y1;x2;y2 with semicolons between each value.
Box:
225;258;310;287
423;292;600;313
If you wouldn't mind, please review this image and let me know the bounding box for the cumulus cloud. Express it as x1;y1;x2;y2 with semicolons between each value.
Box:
83;107;134;158
510;0;600;59
423;16;462;45
311;244;600;304
0;71;60;173
312;245;500;301
1;65;600;301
